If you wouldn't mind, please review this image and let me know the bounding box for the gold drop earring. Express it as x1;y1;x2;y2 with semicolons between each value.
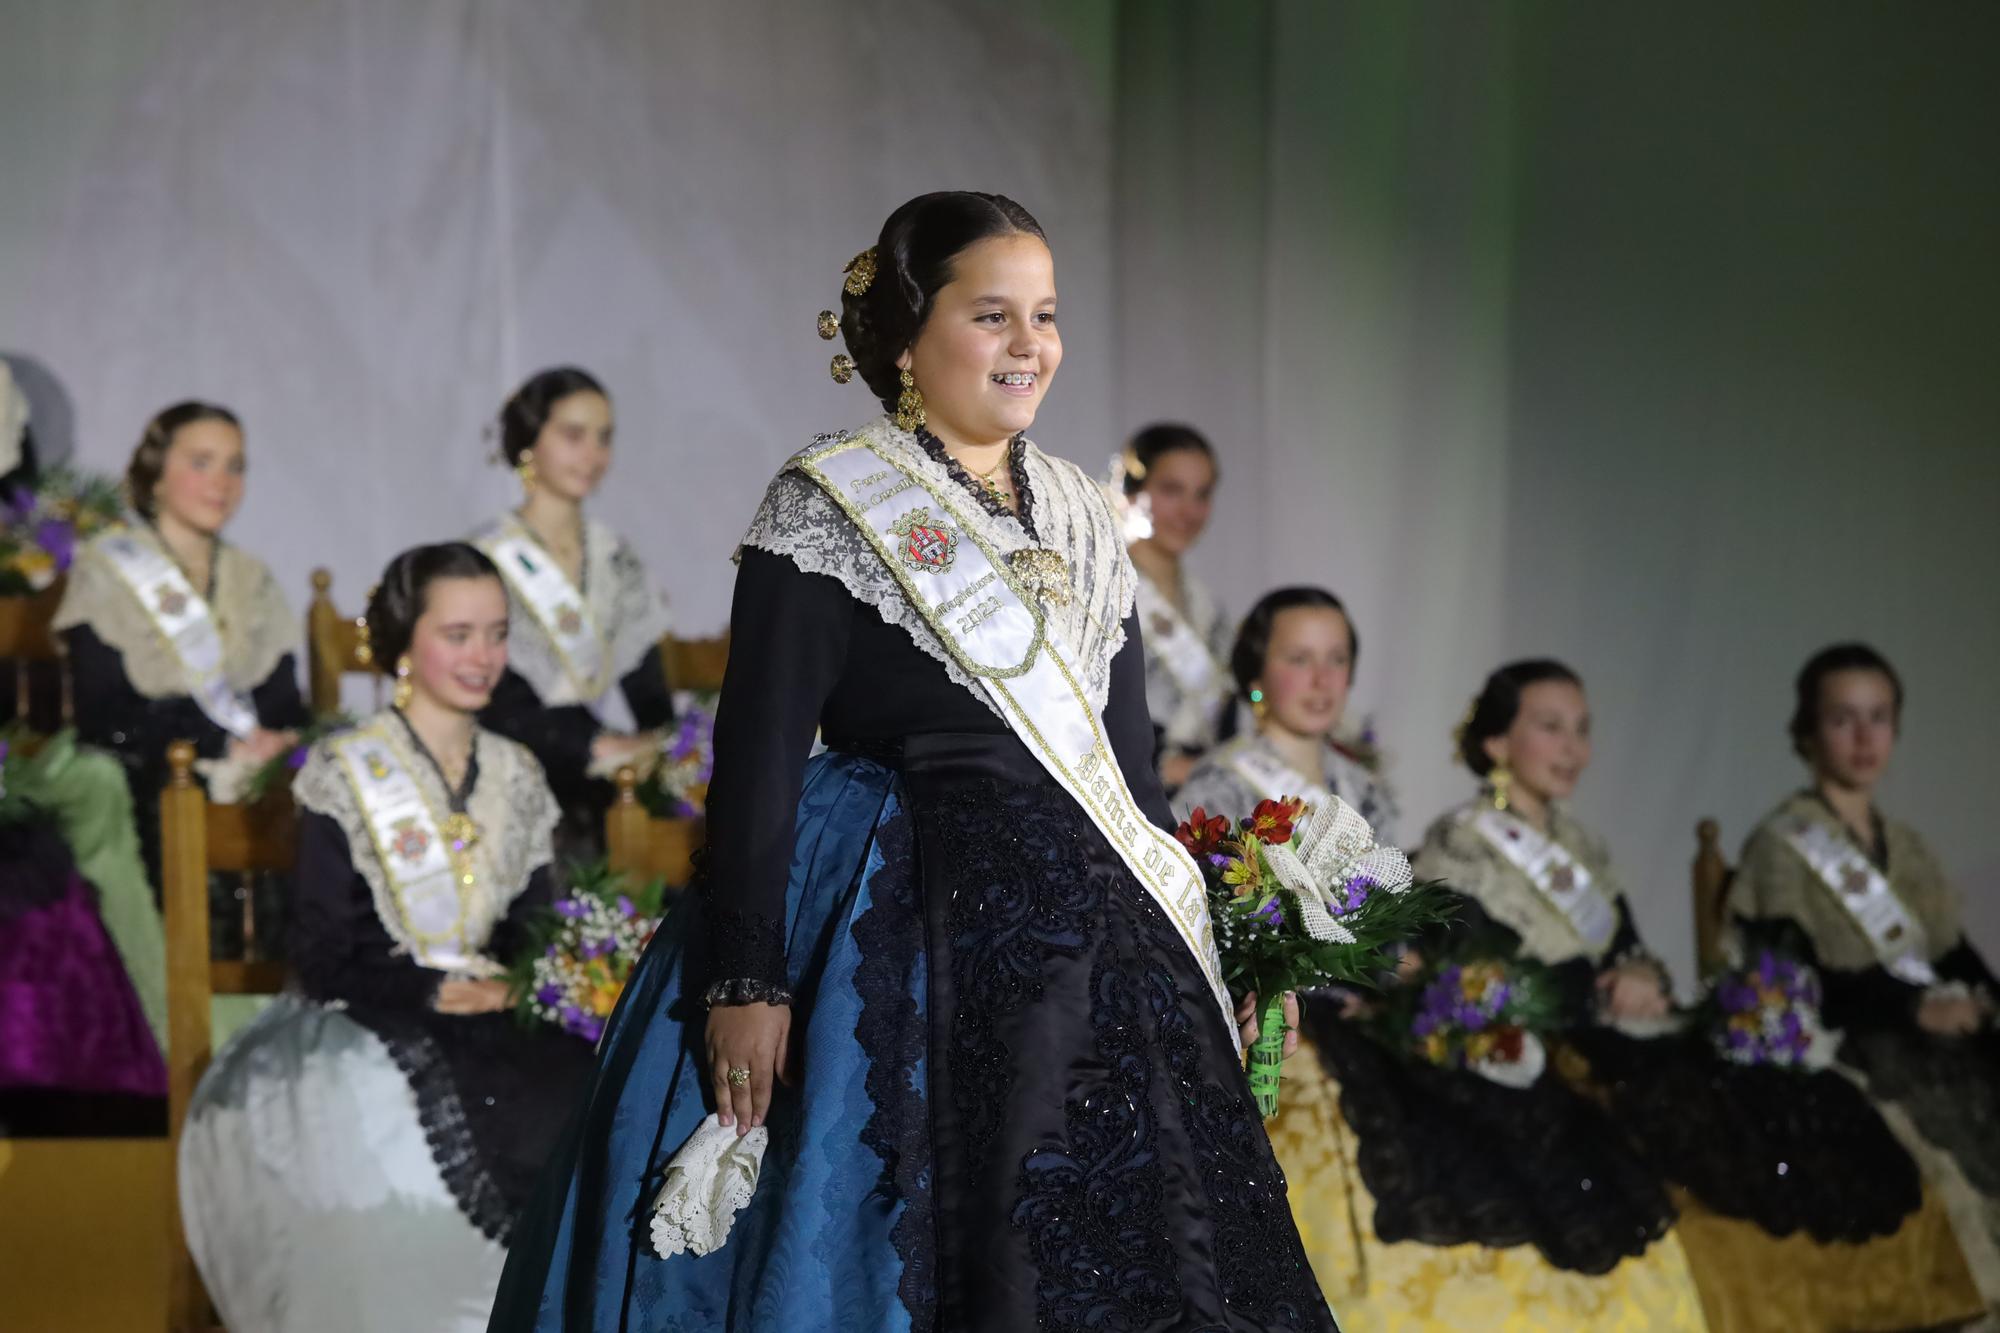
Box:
516;449;538;495
1248;687;1269;724
894;368;926;433
1488;763;1513;811
393;654;415;711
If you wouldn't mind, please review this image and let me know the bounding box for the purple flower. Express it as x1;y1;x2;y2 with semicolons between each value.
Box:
285;745;309;770
554;897;590;919
1253;896;1285;928
536;984;563;1006
33;519;76;571
615;894;635;919
1331;874;1378;916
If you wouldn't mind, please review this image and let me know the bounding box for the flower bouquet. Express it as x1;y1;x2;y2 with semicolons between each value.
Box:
1706;948;1831;1069
637;692;717;819
0;468;121;594
1405;956;1560;1088
1177;794;1454;1117
506;860;666;1044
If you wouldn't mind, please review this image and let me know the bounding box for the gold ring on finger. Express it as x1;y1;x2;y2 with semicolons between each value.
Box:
727;1066;751;1087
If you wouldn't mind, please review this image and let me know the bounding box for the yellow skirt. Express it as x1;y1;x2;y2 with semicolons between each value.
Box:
1270;1039;1708;1332
1670;1181;1982;1332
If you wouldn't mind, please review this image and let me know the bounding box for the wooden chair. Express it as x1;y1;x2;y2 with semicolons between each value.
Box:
305;567;378;717
161;740;295;1333
1693;818;1733;978
662;631;729;694
606;766;704;887
0;578;70;725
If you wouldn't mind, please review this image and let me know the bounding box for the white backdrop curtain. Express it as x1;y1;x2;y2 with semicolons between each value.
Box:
4;0;1995;979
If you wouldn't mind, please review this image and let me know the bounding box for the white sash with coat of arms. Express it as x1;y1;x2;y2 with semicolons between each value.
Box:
479;523;630;727
329;724;497;975
797;435;1237;1045
1470;807;1619;955
1784;818;1937;987
96;530;259;740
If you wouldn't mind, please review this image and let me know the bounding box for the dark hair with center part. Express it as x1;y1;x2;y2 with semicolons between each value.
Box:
839;191;1046;412
1789;642;1903;761
1457;659;1584;776
1229;586;1358;700
498;366;609;466
363;542;505;666
1123;423;1218;497
126;401;242;519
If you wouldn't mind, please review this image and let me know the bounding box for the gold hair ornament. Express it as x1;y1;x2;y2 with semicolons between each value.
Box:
830;354;855;384
817;310;839;340
843;248;877;297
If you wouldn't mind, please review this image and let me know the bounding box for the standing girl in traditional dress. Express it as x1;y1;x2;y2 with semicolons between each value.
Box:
178;543;596;1332
1174;587;1395;837
492;191;1332;1332
1124;423;1233;791
53;401;308;1031
1732;642;2000;1315
470;368;674;849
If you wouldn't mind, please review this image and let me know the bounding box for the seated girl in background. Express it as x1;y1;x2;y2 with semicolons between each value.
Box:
1174;586;1395;837
1732;642;2000;1315
470;368;673;850
177;543;596;1333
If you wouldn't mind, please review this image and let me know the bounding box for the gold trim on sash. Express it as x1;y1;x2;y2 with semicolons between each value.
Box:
479;519;613;701
95;528;259;739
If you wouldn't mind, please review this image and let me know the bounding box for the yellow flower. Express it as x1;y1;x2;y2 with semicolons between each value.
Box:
589;982;623;1016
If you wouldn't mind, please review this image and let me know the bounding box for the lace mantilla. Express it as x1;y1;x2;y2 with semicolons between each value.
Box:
291;711;559;970
736;416;1136;717
468;512;670;709
52;523;297;700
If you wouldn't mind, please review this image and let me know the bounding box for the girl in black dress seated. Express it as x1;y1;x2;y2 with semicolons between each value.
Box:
470;368;673;849
177;543;597;1332
53;401;307;954
1731;643;2000;1314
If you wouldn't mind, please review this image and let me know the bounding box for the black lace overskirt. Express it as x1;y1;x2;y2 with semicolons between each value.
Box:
900;735;1336;1332
1839;1025;2000;1195
1309;1007;1675;1275
1566;1026;1922;1242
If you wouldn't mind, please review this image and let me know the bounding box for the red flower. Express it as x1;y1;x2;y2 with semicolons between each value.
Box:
1244;797;1305;845
1493;1026;1526;1062
1176;807;1231;857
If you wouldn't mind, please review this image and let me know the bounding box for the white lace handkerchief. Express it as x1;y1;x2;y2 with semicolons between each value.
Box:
648;1114;769;1259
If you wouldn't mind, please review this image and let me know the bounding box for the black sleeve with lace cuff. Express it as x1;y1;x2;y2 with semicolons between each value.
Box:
700;901;793;1007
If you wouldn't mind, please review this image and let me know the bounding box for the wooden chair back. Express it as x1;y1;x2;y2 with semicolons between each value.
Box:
0;578;70;724
606;767;704;887
662;632;729;694
305;567;378;717
1693;818;1733;977
161;740;295;1333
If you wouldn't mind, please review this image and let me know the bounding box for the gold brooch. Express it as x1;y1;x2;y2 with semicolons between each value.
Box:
1007;547;1072;607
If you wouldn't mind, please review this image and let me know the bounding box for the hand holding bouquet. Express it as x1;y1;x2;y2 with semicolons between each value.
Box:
1177;794;1453;1116
1707;948;1831;1069
1406;957;1559;1088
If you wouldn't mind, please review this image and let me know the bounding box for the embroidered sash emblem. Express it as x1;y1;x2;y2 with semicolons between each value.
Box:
391;818;431;864
889;509;957;573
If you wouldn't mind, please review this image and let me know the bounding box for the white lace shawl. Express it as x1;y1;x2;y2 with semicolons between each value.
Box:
736;417;1137;717
469;512;671;709
52;523;298;701
291;712;560;969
